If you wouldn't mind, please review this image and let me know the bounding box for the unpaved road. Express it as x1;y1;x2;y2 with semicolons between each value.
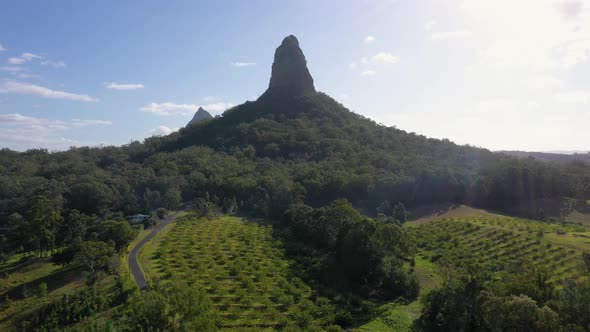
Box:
128;211;184;290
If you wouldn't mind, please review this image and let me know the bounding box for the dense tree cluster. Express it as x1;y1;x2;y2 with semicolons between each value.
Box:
119;282;218;332
421;263;590;331
283;200;418;300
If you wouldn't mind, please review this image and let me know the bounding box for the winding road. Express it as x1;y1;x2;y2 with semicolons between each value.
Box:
128;210;184;290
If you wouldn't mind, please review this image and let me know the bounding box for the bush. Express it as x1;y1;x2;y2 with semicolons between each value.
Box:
156;208;167;219
38;282;48;297
118;281;217;331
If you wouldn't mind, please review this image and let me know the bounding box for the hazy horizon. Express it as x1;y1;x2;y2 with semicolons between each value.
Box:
1;0;589;152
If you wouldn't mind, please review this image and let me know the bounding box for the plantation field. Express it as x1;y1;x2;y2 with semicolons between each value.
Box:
408;214;590;281
143;215;335;330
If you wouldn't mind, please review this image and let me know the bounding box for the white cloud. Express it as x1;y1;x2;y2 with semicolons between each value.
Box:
0;113;45;125
11;72;39;79
370;52;400;65
361;70;377;77
41;60;66;68
230;62;256;67
8;52;42;65
0;128;81;151
554;91;590;104
0;66;23;72
8;57;25;65
364;35;376;43
0;113;111;128
0;43;5;51
6;52;64;69
431;30;473;41
70;119;112;127
21;53;41;61
0;113;111;150
140;101;234;116
104;82;144;90
350;53;400;69
149;125;179;136
0;81;98;102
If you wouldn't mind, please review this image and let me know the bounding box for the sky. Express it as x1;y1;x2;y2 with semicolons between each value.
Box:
1;0;590;152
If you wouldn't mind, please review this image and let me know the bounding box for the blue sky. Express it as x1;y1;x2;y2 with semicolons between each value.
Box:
1;0;590;151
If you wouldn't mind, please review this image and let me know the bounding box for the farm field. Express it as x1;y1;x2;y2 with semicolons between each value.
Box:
142;215;335;330
407;214;590;282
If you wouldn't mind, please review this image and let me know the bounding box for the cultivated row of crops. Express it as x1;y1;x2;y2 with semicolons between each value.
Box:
149;216;334;330
409;216;588;281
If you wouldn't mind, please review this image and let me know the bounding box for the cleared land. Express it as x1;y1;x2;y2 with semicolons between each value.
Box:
142;215;334;330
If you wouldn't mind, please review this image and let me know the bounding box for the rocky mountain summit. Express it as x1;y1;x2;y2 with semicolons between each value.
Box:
186;107;213;126
260;35;315;99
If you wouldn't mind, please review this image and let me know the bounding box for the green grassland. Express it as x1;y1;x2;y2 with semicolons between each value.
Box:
142;215;335;330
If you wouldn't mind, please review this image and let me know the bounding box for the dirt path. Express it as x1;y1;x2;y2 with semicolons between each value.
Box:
128;210;184;290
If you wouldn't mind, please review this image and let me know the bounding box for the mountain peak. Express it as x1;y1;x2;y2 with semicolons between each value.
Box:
186;107;213;126
260;35;315;99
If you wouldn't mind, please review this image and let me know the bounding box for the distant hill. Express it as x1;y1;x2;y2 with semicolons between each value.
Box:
501;150;590;165
186;107;212;126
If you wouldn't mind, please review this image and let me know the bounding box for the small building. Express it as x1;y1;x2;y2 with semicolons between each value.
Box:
126;214;150;224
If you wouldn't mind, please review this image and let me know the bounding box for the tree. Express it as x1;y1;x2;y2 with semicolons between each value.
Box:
376;200;391;215
75;241;114;284
88;220;135;253
38;282;48;297
193;198;216;219
22;196;62;257
481;294;561;332
392;202;407;224
119;282;217;331
55;210;92;246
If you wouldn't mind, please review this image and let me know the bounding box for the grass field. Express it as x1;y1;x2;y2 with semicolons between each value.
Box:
142;215;335;330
